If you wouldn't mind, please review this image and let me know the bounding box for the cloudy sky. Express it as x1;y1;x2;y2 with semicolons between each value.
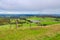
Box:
0;0;60;14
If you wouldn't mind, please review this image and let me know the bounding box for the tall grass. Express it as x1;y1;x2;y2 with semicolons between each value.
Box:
0;24;60;40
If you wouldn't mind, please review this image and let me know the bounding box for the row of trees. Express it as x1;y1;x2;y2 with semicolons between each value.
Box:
0;17;33;29
0;17;51;29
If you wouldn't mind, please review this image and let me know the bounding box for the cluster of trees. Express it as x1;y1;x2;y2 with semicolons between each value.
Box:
0;18;10;25
0;17;41;29
54;18;60;21
1;16;59;29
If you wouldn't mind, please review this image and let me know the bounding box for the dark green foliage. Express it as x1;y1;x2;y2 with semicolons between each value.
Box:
55;18;60;21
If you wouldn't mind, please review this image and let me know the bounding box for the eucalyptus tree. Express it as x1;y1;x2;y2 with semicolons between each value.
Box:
4;16;12;29
15;19;19;29
26;20;33;29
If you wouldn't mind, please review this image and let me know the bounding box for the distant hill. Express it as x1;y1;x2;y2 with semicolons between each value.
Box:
0;14;60;18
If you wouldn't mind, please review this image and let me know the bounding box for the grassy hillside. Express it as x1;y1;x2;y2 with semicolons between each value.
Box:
0;24;60;40
0;16;60;40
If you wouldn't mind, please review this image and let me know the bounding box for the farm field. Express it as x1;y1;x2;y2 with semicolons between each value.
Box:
0;24;60;40
0;17;60;28
0;16;60;40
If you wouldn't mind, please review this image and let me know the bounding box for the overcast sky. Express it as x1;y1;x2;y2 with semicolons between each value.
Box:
0;0;60;14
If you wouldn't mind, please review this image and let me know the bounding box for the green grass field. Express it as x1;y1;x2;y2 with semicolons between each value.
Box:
10;17;60;27
27;17;60;25
0;24;60;40
0;17;60;40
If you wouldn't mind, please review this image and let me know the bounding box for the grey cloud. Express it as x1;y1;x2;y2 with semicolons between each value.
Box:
0;0;60;14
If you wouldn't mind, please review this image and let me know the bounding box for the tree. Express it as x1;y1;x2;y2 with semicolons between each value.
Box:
16;19;19;29
26;20;32;29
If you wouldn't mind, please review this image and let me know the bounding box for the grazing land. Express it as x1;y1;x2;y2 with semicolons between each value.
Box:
0;15;60;40
0;24;60;40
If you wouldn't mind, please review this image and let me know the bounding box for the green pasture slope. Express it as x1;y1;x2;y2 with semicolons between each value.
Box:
0;24;60;40
0;17;60;40
27;17;60;25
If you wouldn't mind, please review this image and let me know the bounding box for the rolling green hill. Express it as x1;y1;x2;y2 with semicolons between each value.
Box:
0;24;60;40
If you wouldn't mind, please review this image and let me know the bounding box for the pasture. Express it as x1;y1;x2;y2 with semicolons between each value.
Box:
0;24;60;40
0;16;60;40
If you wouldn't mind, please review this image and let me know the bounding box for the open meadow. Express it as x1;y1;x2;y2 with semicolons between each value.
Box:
0;24;60;40
0;16;60;40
